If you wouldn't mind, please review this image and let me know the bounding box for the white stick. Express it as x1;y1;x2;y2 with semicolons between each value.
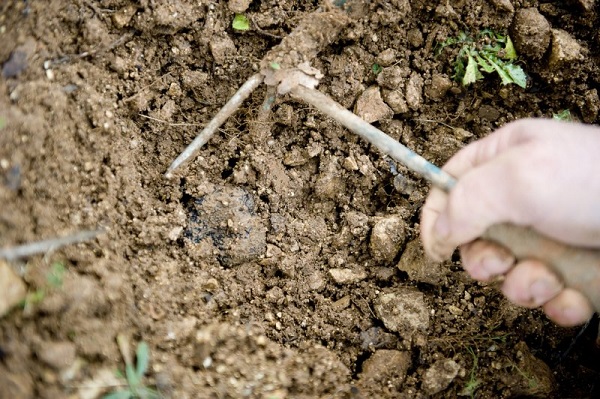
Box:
164;73;264;178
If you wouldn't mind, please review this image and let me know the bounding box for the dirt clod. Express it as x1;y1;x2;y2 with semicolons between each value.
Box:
510;8;551;60
422;358;461;395
374;289;430;337
369;215;407;263
397;239;447;285
549;29;585;69
355;86;394;123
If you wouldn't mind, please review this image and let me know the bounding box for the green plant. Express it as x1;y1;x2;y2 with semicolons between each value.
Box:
372;63;382;75
232;14;250;31
437;30;527;88
103;337;160;399
552;109;573;121
0;116;6;129
460;347;481;398
21;262;66;309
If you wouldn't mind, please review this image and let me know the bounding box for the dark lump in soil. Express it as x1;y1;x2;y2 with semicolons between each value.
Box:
0;0;599;398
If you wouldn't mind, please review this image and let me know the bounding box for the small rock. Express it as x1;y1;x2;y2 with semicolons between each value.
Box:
228;0;252;13
112;5;136;28
374;289;429;336
422;359;461;395
398;239;446;285
405;72;424;111
407;28;424;48
370;215;407;263
210;34;237;64
510;8;551;60
490;0;514;12
0;261;27;317
580;89;599;123
328;267;367;284
478;104;501;121
376;65;407;90
2;39;36;78
383;89;409;114
358;350;411;384
549;29;584;69
307;271;326;291
376;48;397;67
354;86;393;123
283;147;309;167
425;74;453;101
37;341;77;370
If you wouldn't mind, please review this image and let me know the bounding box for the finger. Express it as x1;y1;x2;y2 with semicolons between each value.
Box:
459;240;515;281
501;260;563;308
420;187;449;260
543;289;594;327
432;143;542;250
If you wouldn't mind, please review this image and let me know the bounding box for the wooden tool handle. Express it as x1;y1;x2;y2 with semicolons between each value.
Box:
483;223;600;313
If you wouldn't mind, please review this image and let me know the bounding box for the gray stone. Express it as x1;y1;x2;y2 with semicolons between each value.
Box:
354;86;393;123
374;289;429;336
328;268;367;284
422;359;461;394
549;29;584;69
369;215;406;263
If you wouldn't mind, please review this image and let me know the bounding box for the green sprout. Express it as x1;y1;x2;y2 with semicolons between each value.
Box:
269;62;281;70
232;14;250;31
460;347;481;398
0;116;6;129
437;30;527;88
552;109;573;121
372;63;382;75
103;337;160;399
20;262;66;310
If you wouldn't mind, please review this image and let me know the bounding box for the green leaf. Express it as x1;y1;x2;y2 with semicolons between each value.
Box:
372;63;382;75
136;342;150;379
0;116;5;129
482;55;514;86
504;35;517;60
102;390;133;399
125;363;140;389
462;53;483;86
137;386;162;399
553;109;572;121
47;262;66;288
474;53;494;73
504;63;527;88
232;14;250;31
269;62;280;70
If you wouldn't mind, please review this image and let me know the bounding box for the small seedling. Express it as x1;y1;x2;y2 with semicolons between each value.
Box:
460;347;481;398
437;30;527;88
552;109;573;121
232;14;250;31
372;63;382;75
0;116;6;129
103;336;160;399
20;262;66;310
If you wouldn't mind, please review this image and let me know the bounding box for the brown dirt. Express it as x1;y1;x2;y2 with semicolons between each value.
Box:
1;0;599;398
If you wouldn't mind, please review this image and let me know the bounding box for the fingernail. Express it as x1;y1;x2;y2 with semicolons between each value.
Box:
481;254;513;276
530;279;561;307
434;213;450;240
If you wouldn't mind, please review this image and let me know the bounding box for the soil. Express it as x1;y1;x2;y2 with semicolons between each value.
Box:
1;0;599;398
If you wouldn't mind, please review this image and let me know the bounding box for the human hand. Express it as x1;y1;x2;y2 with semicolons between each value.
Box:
420;118;600;326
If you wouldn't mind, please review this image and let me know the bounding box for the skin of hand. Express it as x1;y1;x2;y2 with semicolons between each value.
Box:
420;118;600;326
